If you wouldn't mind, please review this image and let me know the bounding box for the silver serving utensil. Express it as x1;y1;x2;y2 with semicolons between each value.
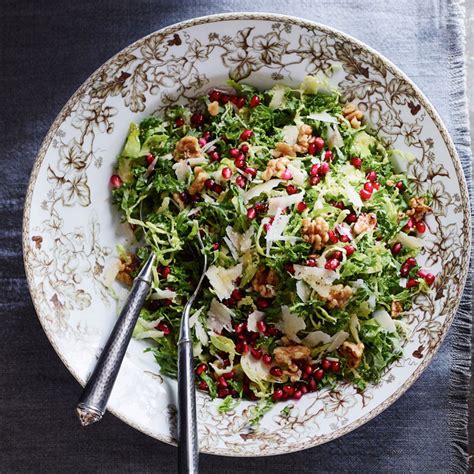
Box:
177;231;207;474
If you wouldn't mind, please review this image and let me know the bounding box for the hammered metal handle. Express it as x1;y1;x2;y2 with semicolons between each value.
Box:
76;253;156;426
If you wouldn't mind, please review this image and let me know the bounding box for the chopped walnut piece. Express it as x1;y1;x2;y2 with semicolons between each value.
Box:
188;166;209;195
272;142;296;158
406;197;432;221
294;124;313;154
326;285;353;309
342;103;364;128
172;192;186;209
251;267;279;298
386;179;395;187
174;136;203;161
339;341;365;369
274;345;311;373
116;252;138;287
301;217;330;250
261;157;290;181
391;301;403;318
207;100;220;116
353;213;377;235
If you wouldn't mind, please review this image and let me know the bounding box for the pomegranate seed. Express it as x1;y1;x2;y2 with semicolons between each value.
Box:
156;322;171;335
231;289;243;302
236;97;246;108
235;156;246;169
307;142;317;156
292;390;303;400
229;95;238;105
373;182;381;190
283;385;294;395
256;297;269;310
204;178;215;190
304;365;313;376
366;171;377;182
221;94;230;104
223;297;235;307
247;207;257;220
284;263;295;274
318;162;330;176
254;202;268;213
223;370;235;380
250;95;260;108
262;354;273;365
404;217;415;232
416;269;428;278
235;175;247;188
346;213;357;224
158;265;171;278
175;117;185;127
179;191;191;204
212;242;219;251
306;258;317;267
406;257;417;267
351;157;362;168
191;112;204;128
400;263;410;277
236;342;249;354
406;278;418;289
272;388;283;401
332;201;345;209
310;164;320;176
217;376;228;388
244;166;257;177
234;322;246;333
208;151;221;162
263;223;271;232
345;245;355;256
266;326;280;337
198;138;207;147
331;360;341;372
240;129;253;141
231;389;239;398
195;363;207;376
332;250;343;261
325;258;340;270
391;243;402;256
240;143;249;153
218;388;230;398
328;230;338;244
314;137;325;152
340;235;350;243
146;153;155;165
324;150;333;161
110;175;122;188
425;273;435;285
250;347;262;360
209;90;221;102
229;148;240;158
314;369;324;380
416;221;426;234
256;320;267;333
309;378;318;391
364;181;374;193
212;183;224;194
322;359;331;370
281;168;293;180
395;181;404;191
309;175;320;186
359;188;372;200
296;201;307;213
198;380;209;391
221;167;232;179
270;366;283;377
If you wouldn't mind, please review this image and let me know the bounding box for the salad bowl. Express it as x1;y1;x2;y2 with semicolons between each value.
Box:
23;13;470;456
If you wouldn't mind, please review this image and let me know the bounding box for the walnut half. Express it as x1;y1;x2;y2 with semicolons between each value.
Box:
261;157;290;181
406;197;432;222
251;267;279;298
353;213;377;235
188;166;209;195
301;217;330;250
326;285;353;309
273;345;311;374
339;341;365;369
174;136;203;161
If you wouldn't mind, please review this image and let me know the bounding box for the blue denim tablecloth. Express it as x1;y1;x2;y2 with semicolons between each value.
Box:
1;0;471;472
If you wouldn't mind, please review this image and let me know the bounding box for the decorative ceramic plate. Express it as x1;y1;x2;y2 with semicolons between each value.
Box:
23;13;470;456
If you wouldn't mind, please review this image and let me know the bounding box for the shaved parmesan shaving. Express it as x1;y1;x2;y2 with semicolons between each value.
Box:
240;352;273;382
172;160;190;181
327;331;350;352
266;209;290;241
150;288;177;300
243;179;281;203
296;280;311;302
207;298;234;333
205;264;242;300
336;223;353;240
225;226;255;256
307;111;338;123
327;125;344;148
277;305;305;341
193;342;202;357
373;309;397;333
247;310;265;332
268;191;305;215
209;361;234;376
345;185;363;209
351;279;366;289
223;236;239;260
160;153;173;161
282;125;299;145
293;264;339;288
287;163;307;186
368;294;376;309
311;283;332;298
187;157;207;167
194;319;209;346
103;258;121;288
396;232;424;249
302;331;331;347
135;329;164;340
201;138;218;153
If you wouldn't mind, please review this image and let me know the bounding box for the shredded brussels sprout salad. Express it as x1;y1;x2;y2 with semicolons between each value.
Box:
111;75;436;410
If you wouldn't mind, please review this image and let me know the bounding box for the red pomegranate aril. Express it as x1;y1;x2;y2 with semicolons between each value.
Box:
209;151;221;162
373;182;381;190
209;90;221;102
340;235;350;243
395;181;404;191
296;201;308;213
314;137;325;152
272;388;283;401
284;262;295;274
416;269;428;278
283;385;294;395
235;156;246;169
221;167;232;180
310;175;320;186
223;370;235;380
262;354;273;365
236;342;249;354
331;361;341;373
231;289;243;302
310;164;320;176
266;326;280;337
366;171;377;182
306;258;317;267
158;265;171;278
198;138;207;147
146;153;155;165
332;250;343;261
250;332;260;341
359;188;372;200
345;245;355;256
256;297;269;310
314;369;325;381
247;207;257;220
256;320;267;334
236;96;246;108
364;181;374;193
240;129;253;141
157;322;171;335
229;95;238;105
110;174;122;188
325;258;340;270
218;388;230;398
416;221;426;234
250;347;262;360
212;183;224;194
351;156;362;168
391;242;402;256
292;390;303;400
195;363;207;376
425;273;435;285
204;178;215;190
304;365;313;376
235;175;247;189
322;359;331;370
198;381;209;391
324;150;333;161
234;322;246;334
249;95;261;108
212;242;220;251
270;366;283;377
281;168;293;180
217;376;228;388
406;278;418;289
175;117;185;127
328;230;338;244
191;112;204;128
300;385;308;395
231;389;239;398
229;148;240;158
223;297;236;308
406;257;417;267
346;213;357;224
318;162;330;176
254;202;268;214
220;94;230;104
332;201;345;209
309;378;318;391
400;263;410;277
404;217;415;231
244;166;257;177
240;143;250;153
